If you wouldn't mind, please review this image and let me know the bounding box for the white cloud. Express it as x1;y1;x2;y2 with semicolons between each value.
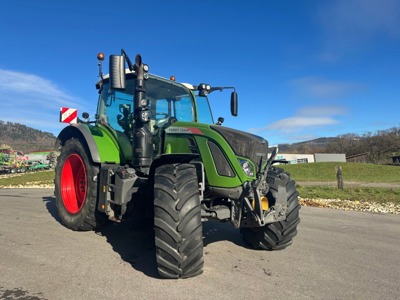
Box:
268;116;338;133
298;106;347;116
0;69;85;135
291;76;360;99
0;69;79;105
248;75;354;142
248;105;346;134
249;116;338;134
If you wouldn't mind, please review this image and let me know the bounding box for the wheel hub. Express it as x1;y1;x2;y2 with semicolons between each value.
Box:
61;154;87;214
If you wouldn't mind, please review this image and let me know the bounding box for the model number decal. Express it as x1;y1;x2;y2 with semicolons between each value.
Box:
165;127;203;135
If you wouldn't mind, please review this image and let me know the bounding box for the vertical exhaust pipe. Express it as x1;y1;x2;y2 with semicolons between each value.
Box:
132;54;153;171
109;50;153;172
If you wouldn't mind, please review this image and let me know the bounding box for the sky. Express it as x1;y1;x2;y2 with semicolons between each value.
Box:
0;0;399;145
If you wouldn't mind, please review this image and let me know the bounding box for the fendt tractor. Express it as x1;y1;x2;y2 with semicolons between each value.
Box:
55;50;300;279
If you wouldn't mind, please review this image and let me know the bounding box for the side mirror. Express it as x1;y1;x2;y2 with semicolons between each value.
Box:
230;92;238;116
109;55;126;90
82;112;89;120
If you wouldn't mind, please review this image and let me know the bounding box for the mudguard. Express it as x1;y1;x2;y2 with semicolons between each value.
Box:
56;123;132;164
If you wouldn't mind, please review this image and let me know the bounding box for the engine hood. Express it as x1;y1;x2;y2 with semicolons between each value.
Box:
211;125;268;166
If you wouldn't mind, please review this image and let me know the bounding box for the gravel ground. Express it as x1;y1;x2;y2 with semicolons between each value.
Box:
296;181;400;214
299;197;400;214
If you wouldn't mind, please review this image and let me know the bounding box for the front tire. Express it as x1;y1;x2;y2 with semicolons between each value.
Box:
241;167;300;250
154;163;204;279
54;138;104;231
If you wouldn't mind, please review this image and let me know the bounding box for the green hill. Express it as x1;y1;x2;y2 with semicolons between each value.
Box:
0;120;56;153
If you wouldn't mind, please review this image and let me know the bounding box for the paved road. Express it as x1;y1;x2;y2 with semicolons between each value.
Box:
1;189;399;300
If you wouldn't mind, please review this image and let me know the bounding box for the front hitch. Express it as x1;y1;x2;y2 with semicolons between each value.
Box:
241;147;288;227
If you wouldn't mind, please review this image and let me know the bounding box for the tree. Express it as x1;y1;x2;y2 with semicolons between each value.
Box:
327;126;400;164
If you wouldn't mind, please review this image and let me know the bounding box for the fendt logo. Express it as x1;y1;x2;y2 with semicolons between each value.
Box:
60;107;78;124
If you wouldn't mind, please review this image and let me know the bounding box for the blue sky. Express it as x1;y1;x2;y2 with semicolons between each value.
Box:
0;0;399;145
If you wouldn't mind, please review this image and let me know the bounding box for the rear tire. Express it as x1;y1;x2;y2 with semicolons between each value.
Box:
154;163;204;279
54;138;105;231
241;167;300;250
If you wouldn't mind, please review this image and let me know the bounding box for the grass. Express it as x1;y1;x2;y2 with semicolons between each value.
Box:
0;170;55;187
282;162;400;183
281;162;400;204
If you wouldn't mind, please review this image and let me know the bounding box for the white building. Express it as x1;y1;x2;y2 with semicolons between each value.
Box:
276;153;346;164
276;154;315;164
314;153;346;163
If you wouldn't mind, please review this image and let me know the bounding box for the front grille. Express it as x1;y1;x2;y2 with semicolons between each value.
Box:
208;141;235;177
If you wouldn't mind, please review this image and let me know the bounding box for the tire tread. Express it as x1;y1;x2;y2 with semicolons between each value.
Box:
154;163;204;279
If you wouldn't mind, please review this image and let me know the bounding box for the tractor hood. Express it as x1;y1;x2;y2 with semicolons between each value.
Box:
211;125;268;167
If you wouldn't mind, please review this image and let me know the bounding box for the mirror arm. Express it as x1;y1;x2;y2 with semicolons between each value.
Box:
121;49;135;72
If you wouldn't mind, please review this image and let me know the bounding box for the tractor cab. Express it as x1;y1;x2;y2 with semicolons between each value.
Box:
96;73;214;135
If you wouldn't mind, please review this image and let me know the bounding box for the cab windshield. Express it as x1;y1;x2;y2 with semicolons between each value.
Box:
97;77;196;132
195;95;214;124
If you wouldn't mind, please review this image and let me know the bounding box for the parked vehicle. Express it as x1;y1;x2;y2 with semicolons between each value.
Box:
0;146;29;174
55;50;300;279
28;161;51;171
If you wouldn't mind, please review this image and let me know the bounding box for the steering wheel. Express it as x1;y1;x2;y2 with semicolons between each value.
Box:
155;116;177;129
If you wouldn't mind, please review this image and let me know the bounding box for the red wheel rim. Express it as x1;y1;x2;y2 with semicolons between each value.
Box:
61;154;87;214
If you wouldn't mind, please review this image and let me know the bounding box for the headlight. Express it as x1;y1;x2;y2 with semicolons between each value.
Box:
238;158;254;177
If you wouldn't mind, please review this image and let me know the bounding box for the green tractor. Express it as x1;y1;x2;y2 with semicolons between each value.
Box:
55;50;300;279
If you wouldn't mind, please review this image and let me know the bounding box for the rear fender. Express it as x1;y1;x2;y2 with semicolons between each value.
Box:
56;124;122;164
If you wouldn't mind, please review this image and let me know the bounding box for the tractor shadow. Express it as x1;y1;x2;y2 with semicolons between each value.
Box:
97;219;159;278
96;220;249;278
42;195;62;223
42;195;158;277
96;219;249;278
43;196;249;278
202;220;248;248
